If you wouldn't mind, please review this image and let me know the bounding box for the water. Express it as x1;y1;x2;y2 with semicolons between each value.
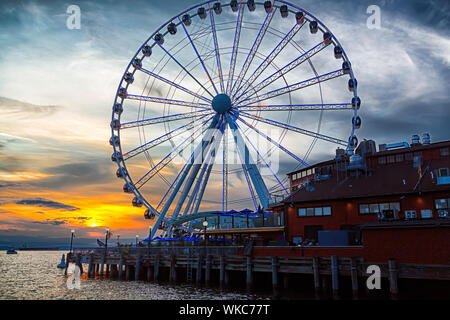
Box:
0;251;269;300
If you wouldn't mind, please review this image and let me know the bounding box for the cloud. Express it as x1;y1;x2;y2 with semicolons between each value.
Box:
0;96;60;118
32;219;67;226
15;198;79;211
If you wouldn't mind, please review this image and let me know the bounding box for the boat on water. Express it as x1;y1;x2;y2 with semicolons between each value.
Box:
6;248;17;254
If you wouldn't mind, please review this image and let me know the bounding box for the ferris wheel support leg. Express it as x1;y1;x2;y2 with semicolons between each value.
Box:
150;115;220;238
167;127;223;236
225;113;271;209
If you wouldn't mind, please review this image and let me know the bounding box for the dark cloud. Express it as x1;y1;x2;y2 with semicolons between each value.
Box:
32;160;114;190
32;219;67;226
15;198;79;211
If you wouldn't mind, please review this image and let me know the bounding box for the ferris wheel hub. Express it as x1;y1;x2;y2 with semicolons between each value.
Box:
211;94;232;114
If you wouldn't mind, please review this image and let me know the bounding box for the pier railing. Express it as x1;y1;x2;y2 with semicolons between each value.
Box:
72;246;243;256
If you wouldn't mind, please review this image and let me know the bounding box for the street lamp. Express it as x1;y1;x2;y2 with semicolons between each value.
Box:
202;220;208;252
136;235;139;247
69;229;75;254
104;227;109;257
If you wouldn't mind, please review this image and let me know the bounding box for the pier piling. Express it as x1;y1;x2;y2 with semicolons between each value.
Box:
312;256;321;292
118;255;123;280
196;255;203;284
331;255;339;297
219;255;225;287
388;259;399;297
135;253;141;281
271;256;279;294
350;257;359;297
246;256;253;290
205;255;212;287
154;254;160;282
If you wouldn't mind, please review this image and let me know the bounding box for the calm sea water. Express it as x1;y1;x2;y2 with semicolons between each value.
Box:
0;251;270;300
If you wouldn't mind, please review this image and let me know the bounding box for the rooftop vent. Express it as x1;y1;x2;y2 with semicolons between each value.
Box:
422;133;431;145
411;134;421;146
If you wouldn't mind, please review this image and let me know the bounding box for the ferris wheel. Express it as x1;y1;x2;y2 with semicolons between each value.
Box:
110;0;361;238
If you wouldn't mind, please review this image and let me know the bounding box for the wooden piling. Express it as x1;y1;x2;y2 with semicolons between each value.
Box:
312;256;321;292
118;256;123;280
331;255;339;296
271;256;278;293
125;265;130;281
154;254;160;282
205;255;212;286
388;259;399;296
350;257;359;297
146;264;152;281
196;255;203;284
88;253;94;278
170;255;177;283
246;256;253;290
135;253;141;281
219;255;225;287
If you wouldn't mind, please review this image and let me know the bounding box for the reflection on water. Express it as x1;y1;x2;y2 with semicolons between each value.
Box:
0;251;269;300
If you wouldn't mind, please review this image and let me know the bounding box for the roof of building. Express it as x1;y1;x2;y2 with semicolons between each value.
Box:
281;156;449;204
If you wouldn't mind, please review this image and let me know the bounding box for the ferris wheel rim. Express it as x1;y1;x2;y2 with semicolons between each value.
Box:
110;0;360;234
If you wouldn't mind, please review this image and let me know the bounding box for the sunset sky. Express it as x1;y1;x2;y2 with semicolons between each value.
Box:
0;0;449;247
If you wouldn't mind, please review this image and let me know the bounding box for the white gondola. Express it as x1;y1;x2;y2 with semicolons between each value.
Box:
198;7;207;19
132;197;143;207
230;0;238;12
109;136;120;146
280;5;288;18
111;151;122;162
352;97;361;110
155;33;164;45
124;72;134;84
213;2;222;14
348;78;357;92
182;14;192;26
168;22;177;35
342;61;350;74
310;20;318;33
114;103;123;115
334;46;343;59
142;45;152;57
123;183;132;193
247;0;255;11
264;1;272;13
352;116;362;129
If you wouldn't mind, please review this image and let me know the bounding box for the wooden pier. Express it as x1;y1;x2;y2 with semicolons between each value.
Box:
69;246;450;297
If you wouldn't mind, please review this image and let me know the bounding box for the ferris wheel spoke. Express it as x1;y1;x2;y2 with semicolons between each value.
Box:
135;115;217;189
155;41;215;98
234;103;352;112
137;66;211;103
234;40;330;103
225;113;271;209
209;5;225;93
239;111;348;146
226;0;245;95
231;16;307;100
122;113;212;160
238;68;346;106
230;3;276;97
233;118;289;196
120;110;213;129
125;94;210;109
230;111;310;167
178;17;219;96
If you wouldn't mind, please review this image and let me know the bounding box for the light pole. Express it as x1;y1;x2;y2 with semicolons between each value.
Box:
69;229;75;254
202;220;208;254
136;235;139;247
104;227;109;257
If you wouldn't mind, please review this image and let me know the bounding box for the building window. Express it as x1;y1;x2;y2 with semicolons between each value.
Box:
378;156;386;165
434;198;450;218
440;148;449;157
298;206;332;218
387;155;395;164
359;204;370;214
405;152;413;161
395;154;404;162
360;202;400;215
421;210;433;219
438;168;449;177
